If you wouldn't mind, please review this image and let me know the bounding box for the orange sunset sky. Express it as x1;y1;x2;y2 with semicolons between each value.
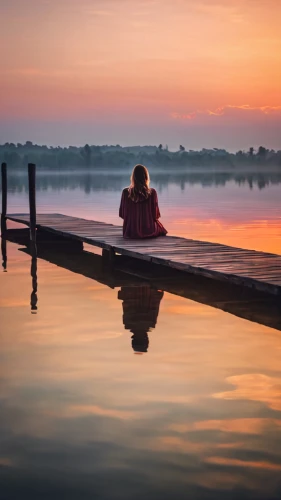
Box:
1;0;281;149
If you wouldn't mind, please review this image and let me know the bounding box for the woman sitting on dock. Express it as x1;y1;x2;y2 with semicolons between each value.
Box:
119;164;167;239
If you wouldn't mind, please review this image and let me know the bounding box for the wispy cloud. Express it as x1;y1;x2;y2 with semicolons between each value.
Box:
61;404;136;420
206;456;281;471
131;20;154;27
171;104;281;120
87;9;114;16
1;67;74;79
213;373;281;411
194;2;246;23
170;418;281;435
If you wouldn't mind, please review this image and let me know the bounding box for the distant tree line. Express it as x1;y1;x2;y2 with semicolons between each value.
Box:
1;142;281;169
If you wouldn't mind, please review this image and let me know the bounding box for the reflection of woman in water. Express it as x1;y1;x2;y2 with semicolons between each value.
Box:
118;286;164;353
119;164;167;239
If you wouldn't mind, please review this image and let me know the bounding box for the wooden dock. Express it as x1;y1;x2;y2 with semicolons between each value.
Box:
6;213;281;296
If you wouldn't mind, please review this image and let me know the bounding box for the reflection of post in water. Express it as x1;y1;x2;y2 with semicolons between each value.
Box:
118;286;164;353
30;250;38;313
1;162;7;271
1;234;7;271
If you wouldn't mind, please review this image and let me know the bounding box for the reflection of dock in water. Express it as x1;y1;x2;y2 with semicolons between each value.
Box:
3;228;281;333
118;286;164;352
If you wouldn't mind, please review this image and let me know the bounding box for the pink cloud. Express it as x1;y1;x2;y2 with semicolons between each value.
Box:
171;104;281;121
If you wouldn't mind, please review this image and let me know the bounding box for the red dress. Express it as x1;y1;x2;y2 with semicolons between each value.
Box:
119;188;167;239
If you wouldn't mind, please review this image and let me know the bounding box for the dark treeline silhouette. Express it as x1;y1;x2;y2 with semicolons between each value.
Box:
3;170;281;194
1;142;281;169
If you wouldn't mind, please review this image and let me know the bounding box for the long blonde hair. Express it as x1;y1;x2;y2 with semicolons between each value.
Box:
128;164;151;201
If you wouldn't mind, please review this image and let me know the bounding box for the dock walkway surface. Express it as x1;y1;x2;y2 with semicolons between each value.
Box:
6;213;281;295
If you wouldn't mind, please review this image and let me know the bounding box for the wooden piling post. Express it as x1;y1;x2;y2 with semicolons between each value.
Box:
1;162;7;235
102;247;116;273
28;163;36;249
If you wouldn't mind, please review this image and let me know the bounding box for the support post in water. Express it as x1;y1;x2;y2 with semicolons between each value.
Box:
28;163;37;250
1;162;7;235
102;247;116;271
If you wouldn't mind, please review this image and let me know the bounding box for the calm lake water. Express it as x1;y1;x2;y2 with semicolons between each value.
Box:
1;168;281;499
4;168;281;253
